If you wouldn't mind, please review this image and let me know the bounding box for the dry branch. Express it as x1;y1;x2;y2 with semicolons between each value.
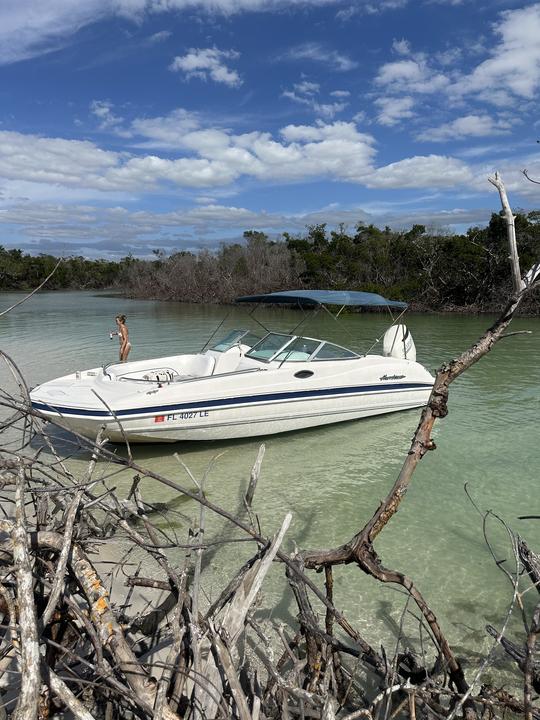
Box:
0;258;62;318
11;468;40;720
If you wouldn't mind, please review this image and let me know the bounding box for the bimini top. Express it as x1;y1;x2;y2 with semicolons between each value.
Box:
236;289;407;309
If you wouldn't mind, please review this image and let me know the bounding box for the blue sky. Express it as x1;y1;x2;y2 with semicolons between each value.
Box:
0;0;539;258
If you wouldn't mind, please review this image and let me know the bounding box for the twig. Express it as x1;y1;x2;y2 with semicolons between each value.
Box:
0;258;62;318
523;169;540;185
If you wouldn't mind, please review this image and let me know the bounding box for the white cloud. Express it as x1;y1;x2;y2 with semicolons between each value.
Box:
170;47;242;87
374;96;415;126
451;4;540;102
0;114;483;215
375;58;449;94
336;0;407;19
392;38;411;55
0;131;118;187
294;80;320;95
0;121;378;192
0;0;348;65
372;4;540;114
465;153;540;201
281;42;358;71
352;111;366;124
335;4;358;19
0;197;497;259
90;100;124;131
130;108;202;148
146;30;172;44
0;129;237;191
436;47;462;66
456;143;509;159
366;155;473;188
282;81;348;118
0;1;111;65
417;114;512;142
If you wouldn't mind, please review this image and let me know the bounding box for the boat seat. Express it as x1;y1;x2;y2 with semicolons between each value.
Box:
196;355;216;376
173;355;216;379
209;346;244;374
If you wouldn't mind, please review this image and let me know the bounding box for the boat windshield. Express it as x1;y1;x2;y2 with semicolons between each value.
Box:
211;329;261;352
274;337;322;362
246;334;360;363
313;342;359;360
245;333;295;361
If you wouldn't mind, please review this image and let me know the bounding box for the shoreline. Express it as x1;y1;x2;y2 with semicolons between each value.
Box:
2;285;538;316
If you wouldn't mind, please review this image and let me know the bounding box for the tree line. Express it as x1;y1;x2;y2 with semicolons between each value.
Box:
2;210;540;311
0;247;123;290
122;211;540;311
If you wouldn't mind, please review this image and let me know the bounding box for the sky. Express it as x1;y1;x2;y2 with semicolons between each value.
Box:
0;0;539;259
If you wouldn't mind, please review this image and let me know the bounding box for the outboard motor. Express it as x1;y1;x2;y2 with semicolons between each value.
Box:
382;324;416;361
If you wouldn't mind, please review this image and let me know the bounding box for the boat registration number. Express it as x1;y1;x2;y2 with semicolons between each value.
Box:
154;411;210;423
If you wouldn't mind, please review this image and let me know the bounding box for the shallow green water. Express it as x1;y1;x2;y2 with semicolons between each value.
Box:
1;290;539;677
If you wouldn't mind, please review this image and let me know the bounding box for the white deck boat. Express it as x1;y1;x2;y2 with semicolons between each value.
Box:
30;290;434;443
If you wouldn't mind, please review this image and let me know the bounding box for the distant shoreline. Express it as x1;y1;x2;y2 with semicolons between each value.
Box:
2;209;539;315
2;286;535;316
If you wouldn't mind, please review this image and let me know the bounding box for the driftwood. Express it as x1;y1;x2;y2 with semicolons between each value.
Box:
0;172;539;718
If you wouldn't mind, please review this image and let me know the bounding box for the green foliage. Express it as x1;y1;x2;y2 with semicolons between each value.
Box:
283;211;540;310
0;248;121;290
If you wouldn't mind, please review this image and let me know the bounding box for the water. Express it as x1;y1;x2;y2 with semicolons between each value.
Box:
1;290;539;679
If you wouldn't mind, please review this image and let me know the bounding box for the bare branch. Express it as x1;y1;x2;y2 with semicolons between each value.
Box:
523;169;540;185
0;258;62;318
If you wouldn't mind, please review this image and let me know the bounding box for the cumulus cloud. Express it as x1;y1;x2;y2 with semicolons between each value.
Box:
0;115;484;200
372;3;540;117
375;58;449;94
366;155;473;188
451;4;540;102
374;96;415;126
0;132;119;187
392;38;411;55
0;130;236;191
90;100;124;131
436;47;462;66
417;114;512;142
170;47;242;87
0;121;378;192
130;109;202;148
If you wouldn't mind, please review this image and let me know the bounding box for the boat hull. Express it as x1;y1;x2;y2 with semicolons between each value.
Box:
31;362;433;442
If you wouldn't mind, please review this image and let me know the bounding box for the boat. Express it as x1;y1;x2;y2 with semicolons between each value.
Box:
30;290;434;443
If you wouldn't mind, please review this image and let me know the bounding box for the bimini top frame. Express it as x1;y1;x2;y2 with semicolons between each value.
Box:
235;289;408;309
235;289;409;353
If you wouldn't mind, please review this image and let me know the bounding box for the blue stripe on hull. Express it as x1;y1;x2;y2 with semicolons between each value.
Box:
32;381;433;419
